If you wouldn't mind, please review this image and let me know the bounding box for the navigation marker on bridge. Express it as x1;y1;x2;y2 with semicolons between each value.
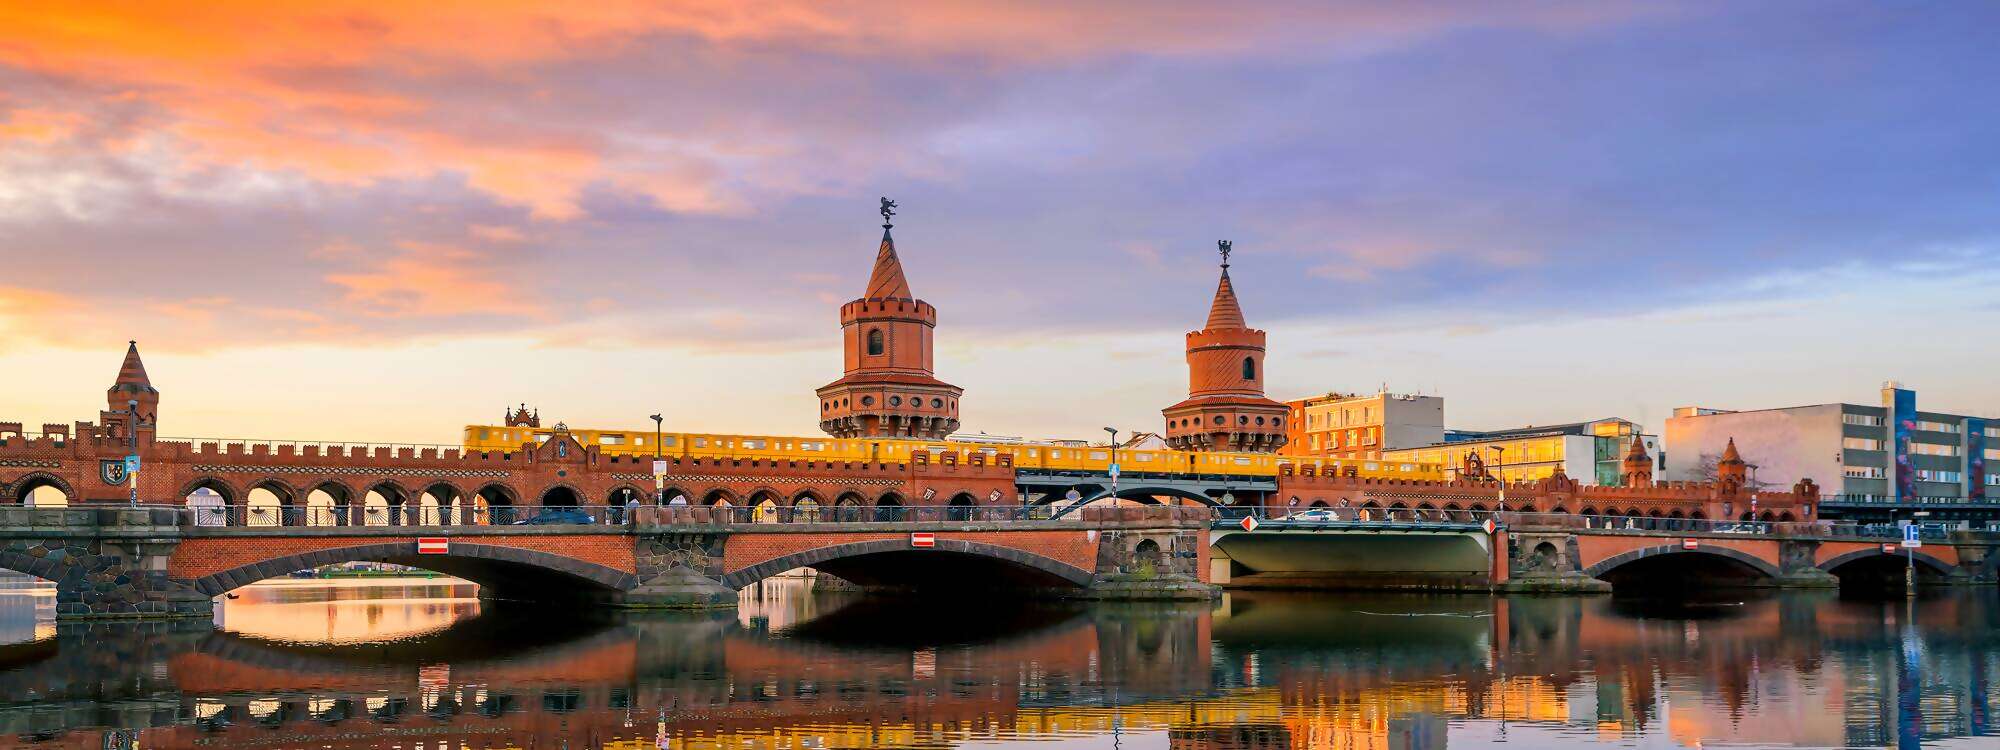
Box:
418;537;449;555
1239;516;1259;532
1902;524;1923;548
910;532;936;548
1681;539;1699;550
1481;518;1497;535
1884;543;1899;554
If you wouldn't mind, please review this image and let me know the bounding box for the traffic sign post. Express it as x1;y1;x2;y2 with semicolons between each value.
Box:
1902;524;1923;548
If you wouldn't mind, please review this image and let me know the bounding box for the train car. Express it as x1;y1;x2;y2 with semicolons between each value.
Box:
461;424;1440;483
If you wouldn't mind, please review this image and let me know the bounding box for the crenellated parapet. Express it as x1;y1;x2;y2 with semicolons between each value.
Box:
1275;463;1820;521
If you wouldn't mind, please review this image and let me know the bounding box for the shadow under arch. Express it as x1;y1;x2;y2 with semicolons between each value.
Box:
1584;545;1781;590
188;542;636;601
1819;547;1955;576
720;539;1094;591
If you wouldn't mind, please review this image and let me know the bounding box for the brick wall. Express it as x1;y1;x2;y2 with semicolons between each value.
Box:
169;534;637;581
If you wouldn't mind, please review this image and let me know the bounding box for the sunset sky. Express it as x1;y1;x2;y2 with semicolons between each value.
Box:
2;1;1996;444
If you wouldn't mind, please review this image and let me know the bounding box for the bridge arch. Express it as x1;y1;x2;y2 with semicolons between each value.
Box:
720;538;1094;591
180;476;238;505
1819;548;1954;576
188;541;636;600
8;471;74;506
1051;485;1215;518
1584;544;1782;588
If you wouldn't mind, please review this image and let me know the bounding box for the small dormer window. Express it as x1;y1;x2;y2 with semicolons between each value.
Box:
866;329;884;356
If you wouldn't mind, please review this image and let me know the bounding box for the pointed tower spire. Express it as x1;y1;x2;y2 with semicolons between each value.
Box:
115;340;154;391
1716;437;1748;488
1205;240;1246;329
861;196;913;299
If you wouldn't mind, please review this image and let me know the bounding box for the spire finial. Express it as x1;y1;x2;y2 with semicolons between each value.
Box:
1218;240;1232;270
879;196;897;229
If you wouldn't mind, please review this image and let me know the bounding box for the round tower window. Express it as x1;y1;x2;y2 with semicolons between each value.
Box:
1238;416;1249;425
861;396;874;406
888;396;902;407
1255;416;1265;425
1212;415;1224;425
931;398;943;408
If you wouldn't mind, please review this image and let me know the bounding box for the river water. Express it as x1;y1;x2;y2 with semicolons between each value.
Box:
0;578;1995;749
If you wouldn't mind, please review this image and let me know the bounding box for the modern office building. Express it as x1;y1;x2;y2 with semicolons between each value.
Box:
1384;417;1658;486
1280;390;1444;461
1664;382;1998;522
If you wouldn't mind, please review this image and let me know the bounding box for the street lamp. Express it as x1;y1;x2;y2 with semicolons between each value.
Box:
1104;427;1119;504
650;413;665;503
1488;445;1507;515
1906;510;1931;598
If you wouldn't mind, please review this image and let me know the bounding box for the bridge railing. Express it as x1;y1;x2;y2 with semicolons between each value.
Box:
61;502;1215;529
1235;506;1497;526
1506;512;1951;541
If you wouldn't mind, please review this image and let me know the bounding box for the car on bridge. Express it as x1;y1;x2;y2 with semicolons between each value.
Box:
1282;509;1338;522
511;508;596;525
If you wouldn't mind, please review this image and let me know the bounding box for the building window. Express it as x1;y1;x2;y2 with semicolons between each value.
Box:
1842;437;1882;451
860;396;875;406
1844;466;1886;479
931;398;943;408
1843;414;1884;427
1988;474;2000;486
866;328;884;356
1241;357;1256;380
888;396;902;407
1911;443;1961;457
1916;420;1961;434
1914;469;1962;483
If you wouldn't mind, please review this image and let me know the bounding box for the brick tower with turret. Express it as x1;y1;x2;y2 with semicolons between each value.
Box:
1163;242;1287;452
817;199;963;439
100;341;158;443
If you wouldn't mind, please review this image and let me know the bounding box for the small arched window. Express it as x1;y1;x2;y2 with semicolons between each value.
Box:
1242;356;1256;380
866;329;884;356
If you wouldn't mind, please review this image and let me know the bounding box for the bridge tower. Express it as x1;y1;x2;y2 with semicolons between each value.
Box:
1620;434;1653;486
1162;242;1287;453
1717;437;1747;489
100;340;158;442
817;198;962;440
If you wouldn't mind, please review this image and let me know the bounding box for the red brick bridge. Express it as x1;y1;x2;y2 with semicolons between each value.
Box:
0;504;1213;619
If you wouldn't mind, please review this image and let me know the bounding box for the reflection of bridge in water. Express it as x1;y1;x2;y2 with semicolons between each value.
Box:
3;591;1997;749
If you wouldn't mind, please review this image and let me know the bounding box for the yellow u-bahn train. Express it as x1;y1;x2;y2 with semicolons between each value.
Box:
462;424;1441;481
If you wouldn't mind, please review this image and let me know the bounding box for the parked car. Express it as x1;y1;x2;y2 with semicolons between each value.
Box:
1284;509;1337;522
512;508;595;525
1711;523;1763;534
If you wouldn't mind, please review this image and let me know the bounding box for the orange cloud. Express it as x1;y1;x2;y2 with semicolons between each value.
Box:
324;241;542;319
0;2;1663;220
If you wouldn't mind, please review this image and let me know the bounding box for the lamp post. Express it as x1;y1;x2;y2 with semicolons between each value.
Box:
1907;510;1930;598
650;413;664;504
1488;445;1507;516
1104;427;1119;505
123;399;142;507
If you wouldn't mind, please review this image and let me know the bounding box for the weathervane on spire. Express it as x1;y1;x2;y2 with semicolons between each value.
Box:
1218;240;1232;269
879;196;897;228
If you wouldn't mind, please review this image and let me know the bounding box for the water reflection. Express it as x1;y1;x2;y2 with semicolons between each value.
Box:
0;577;1994;749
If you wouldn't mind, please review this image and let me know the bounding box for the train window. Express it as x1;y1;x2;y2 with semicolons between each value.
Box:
1028;449;1038;457
744;440;765;449
694;438;708;448
478;429;489;440
1051;450;1062;458
1089;451;1107;460
1137;454;1152;461
1233;457;1250;465
599;434;625;445
661;437;676;447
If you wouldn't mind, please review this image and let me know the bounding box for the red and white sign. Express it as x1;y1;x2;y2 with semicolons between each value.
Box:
1681;539;1699;550
1239;516;1260;532
910;532;935;548
417;537;449;555
1884;543;1899;553
1481;519;1497;535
